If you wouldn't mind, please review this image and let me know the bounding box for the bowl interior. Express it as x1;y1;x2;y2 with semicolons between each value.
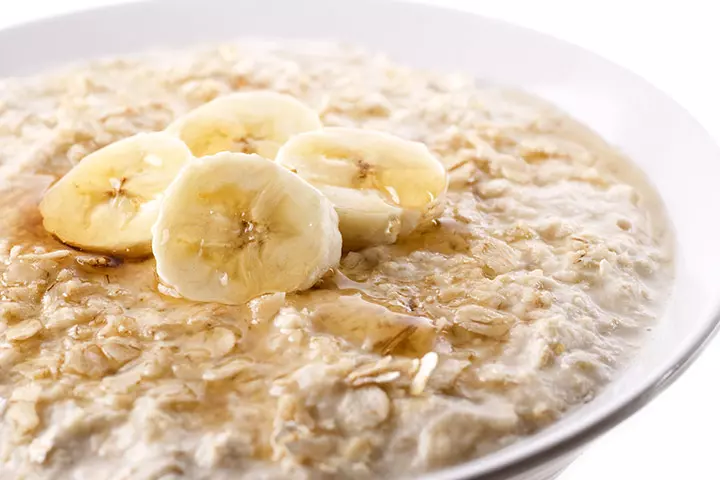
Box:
2;0;719;478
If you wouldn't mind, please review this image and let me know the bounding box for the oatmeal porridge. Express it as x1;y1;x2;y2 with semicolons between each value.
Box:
0;41;673;479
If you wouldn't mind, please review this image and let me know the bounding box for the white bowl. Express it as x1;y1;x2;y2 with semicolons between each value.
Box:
2;1;719;479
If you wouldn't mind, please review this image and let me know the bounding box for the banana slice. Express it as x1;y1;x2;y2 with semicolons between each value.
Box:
275;127;447;249
152;152;342;305
39;132;193;257
165;91;322;159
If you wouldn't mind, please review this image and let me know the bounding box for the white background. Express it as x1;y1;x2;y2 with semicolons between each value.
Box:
1;1;718;478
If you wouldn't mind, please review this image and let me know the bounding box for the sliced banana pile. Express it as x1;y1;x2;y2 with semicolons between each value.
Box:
276;127;447;249
39;91;447;305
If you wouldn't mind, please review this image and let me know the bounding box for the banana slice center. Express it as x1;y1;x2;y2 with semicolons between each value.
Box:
198;213;268;254
321;152;405;207
106;176;141;204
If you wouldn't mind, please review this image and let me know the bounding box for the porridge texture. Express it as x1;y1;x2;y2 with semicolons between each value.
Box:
0;42;673;479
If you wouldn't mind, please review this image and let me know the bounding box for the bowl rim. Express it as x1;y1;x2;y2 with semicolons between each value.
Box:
1;0;720;478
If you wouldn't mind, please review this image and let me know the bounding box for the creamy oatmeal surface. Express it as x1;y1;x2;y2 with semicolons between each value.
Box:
0;42;673;479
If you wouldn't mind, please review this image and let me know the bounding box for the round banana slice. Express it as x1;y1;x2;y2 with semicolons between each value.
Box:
39;132;193;257
165;91;322;159
275;127;447;249
152;152;342;305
